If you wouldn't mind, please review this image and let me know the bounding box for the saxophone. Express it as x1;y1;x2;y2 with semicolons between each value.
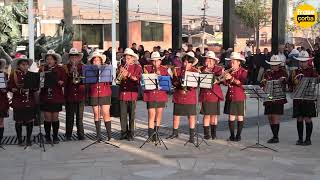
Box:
47;66;54;100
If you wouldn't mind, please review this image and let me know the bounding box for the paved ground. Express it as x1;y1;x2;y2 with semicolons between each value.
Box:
1;88;320;180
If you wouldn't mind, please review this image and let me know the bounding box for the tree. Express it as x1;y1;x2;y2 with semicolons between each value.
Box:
235;0;270;50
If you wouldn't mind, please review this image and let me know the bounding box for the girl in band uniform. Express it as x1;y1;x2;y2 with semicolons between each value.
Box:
199;51;224;140
143;51;169;140
87;51;113;141
223;52;248;142
63;48;86;141
118;48;142;141
0;59;9;145
292;52;318;146
167;52;199;143
8;56;36;146
261;55;288;143
40;50;67;144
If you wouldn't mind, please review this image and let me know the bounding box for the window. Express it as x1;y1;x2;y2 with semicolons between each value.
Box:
73;24;102;45
104;24;119;41
141;21;163;41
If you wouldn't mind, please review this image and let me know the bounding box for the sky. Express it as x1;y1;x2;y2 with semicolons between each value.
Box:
44;0;319;18
44;0;224;17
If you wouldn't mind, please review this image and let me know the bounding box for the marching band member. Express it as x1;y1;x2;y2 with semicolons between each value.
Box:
167;52;199;143
261;55;288;143
8;55;36;146
292;52;318;146
40;50;67;144
63;48;85;141
143;52;169;140
0;59;9;146
87;51;113;141
224;52;247;142
118;48;142;141
199;51;224;140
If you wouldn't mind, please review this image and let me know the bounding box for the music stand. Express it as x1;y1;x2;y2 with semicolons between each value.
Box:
241;85;277;152
81;65;120;150
183;72;211;148
140;75;171;150
22;71;49;151
0;72;6;150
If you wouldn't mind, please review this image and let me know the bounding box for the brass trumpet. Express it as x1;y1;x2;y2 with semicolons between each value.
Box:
215;68;234;83
71;62;81;84
116;63;128;85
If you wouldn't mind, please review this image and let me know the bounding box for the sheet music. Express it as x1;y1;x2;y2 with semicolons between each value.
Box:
83;65;113;83
292;77;318;100
0;73;6;89
199;73;214;89
142;73;159;90
184;71;199;88
264;80;286;101
243;85;269;99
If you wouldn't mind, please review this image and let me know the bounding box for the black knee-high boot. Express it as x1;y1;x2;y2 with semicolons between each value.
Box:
228;121;235;141
274;124;279;139
189;128;195;143
203;126;210;140
15;123;23;145
26;122;33;146
236;121;243;141
0;127;4;145
44;121;51;142
52;121;60;144
104;121;112;141
95;121;101;142
296;121;304;145
211;125;217;140
166;128;179;139
305;122;313;145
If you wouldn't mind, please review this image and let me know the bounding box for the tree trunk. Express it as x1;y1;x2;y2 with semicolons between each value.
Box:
256;27;260;51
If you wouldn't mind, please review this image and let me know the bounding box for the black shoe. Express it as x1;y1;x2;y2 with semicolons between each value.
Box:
127;133;134;141
204;135;210;140
296;140;304;145
303;140;312;146
26;140;32;147
52;136;60;144
166;129;179;139
267;137;279;144
18;139;25;146
65;136;72;141
229;136;235;141
78;135;85;141
45;136;52;144
120;132;128;140
235;135;241;142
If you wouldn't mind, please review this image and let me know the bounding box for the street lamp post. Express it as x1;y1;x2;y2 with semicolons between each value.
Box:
28;0;34;60
112;0;117;84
